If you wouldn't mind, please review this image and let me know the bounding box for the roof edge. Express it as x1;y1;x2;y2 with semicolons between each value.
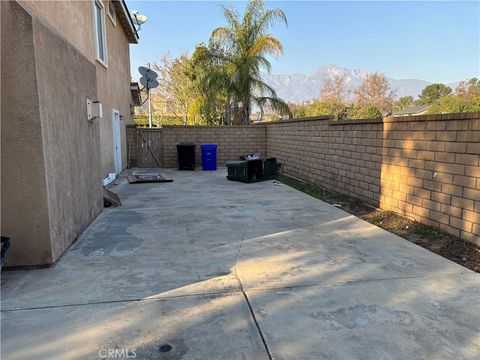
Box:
113;0;139;44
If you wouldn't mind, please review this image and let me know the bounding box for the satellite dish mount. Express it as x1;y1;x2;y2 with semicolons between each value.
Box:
138;65;159;128
138;65;159;106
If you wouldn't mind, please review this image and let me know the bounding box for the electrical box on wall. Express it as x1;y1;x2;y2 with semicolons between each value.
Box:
86;99;103;121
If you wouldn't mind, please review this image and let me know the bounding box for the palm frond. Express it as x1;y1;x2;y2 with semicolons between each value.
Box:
261;8;288;29
221;5;240;30
252;78;277;98
248;35;283;58
254;96;292;117
251;8;287;39
211;27;235;49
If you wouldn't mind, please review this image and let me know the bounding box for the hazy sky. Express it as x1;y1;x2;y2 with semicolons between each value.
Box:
127;1;479;83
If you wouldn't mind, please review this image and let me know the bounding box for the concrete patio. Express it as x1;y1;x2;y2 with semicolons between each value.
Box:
2;169;479;360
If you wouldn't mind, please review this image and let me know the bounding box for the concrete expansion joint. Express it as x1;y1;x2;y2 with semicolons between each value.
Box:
233;234;274;360
0;297;147;313
232;233;246;284
4;272;471;313
241;271;475;293
0;290;242;313
241;291;273;360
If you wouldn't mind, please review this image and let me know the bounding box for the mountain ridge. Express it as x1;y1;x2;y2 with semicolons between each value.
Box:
264;65;459;104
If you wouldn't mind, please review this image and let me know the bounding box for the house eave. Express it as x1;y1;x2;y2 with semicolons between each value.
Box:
112;0;139;44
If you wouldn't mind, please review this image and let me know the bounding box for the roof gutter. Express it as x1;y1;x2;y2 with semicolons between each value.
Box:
113;0;139;44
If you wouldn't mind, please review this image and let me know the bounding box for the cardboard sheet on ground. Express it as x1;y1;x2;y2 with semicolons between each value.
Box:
128;172;173;184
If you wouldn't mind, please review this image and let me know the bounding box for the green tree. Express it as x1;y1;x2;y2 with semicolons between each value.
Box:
305;100;349;119
394;96;414;111
428;95;480;114
351;105;383;119
188;43;230;124
209;0;292;124
288;102;307;118
417;83;452;105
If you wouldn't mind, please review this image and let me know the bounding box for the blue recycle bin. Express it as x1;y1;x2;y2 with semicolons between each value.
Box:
201;144;217;171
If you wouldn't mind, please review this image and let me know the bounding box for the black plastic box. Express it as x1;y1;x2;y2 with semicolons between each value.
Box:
176;142;196;170
226;159;278;183
262;158;278;180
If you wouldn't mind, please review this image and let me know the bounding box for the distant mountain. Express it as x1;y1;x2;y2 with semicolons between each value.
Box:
263;65;458;104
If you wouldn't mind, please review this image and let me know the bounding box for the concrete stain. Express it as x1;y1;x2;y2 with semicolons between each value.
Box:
393;310;416;326
309;304;415;330
80;211;144;256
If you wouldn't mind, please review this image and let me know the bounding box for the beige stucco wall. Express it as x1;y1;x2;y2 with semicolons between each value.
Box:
20;0;134;177
33;14;103;261
1;1;53;265
1;1;103;266
96;2;133;177
19;0;96;62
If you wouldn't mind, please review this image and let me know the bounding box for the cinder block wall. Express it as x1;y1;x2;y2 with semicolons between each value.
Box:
265;115;381;202
128;126;267;168
266;113;480;245
161;126;267;167
127;113;479;245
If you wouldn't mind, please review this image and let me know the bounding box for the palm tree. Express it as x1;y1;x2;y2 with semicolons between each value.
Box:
210;0;292;124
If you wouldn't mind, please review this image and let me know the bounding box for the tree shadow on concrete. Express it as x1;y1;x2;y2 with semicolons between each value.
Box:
2;169;479;359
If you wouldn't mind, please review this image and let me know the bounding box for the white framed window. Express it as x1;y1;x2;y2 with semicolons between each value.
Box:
107;1;116;26
93;0;108;67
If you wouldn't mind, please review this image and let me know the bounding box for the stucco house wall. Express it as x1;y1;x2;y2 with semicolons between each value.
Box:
95;10;133;177
1;1;54;265
1;1;137;266
33;17;103;262
20;0;135;177
19;1;96;60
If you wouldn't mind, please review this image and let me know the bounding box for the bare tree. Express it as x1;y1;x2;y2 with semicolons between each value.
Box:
455;78;480;99
354;72;396;112
320;74;348;103
152;54;195;125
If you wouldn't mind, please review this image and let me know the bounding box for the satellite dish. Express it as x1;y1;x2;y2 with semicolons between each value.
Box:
139;67;159;90
135;14;148;25
147;78;159;89
138;66;158;79
147;69;157;79
131;11;148;28
139;78;159;90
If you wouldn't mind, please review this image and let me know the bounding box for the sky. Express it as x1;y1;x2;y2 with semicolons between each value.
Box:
126;1;480;83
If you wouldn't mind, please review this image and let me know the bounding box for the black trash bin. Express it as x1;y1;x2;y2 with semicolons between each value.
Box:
176;142;196;170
